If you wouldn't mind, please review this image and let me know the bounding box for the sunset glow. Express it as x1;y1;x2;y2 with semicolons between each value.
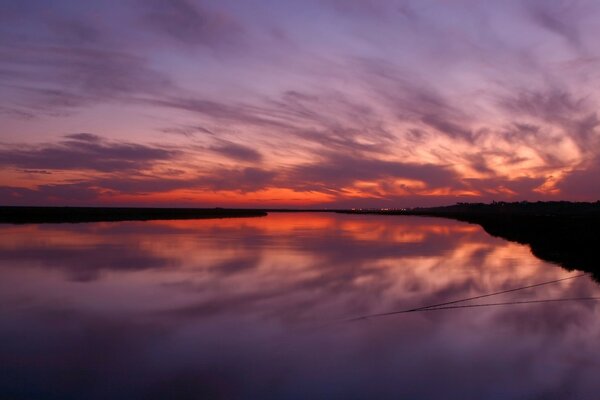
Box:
1;0;599;206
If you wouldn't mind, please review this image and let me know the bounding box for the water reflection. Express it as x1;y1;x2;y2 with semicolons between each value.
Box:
1;213;599;399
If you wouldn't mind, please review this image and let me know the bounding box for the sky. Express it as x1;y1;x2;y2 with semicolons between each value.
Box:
1;0;599;208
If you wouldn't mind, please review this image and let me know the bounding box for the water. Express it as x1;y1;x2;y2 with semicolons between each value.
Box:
1;213;599;399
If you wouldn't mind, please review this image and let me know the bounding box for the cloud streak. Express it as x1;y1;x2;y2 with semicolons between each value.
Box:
2;0;600;206
0;134;177;173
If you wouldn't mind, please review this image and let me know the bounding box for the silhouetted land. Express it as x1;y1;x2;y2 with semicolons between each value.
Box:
0;206;267;224
341;201;600;281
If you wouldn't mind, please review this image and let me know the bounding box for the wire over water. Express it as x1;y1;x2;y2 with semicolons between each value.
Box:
349;272;591;321
407;297;600;312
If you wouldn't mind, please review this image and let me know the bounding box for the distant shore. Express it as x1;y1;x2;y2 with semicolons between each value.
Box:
341;201;600;281
0;206;267;224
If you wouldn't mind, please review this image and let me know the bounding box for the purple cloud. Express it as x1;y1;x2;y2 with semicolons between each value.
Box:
1;0;600;205
209;140;262;163
557;157;600;199
526;0;584;51
287;153;459;192
0;134;178;172
142;0;243;49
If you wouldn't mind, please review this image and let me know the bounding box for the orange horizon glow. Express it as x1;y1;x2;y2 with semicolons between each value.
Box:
1;1;599;207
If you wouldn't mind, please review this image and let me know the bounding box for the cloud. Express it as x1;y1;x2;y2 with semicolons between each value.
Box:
150;96;299;132
0;183;101;205
0;133;178;172
197;167;277;192
353;57;476;142
421;114;472;141
499;89;583;123
65;133;102;142
142;0;243;48
0;179;192;206
526;0;583;51
1;1;600;205
464;176;548;198
0;164;280;206
497;87;600;159
556;157;600;199
88;177;194;196
0;42;174;115
288;153;459;192
209;141;262;163
328;0;390;19
46;17;105;47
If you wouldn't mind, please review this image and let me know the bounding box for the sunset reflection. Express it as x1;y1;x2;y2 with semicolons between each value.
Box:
1;213;599;398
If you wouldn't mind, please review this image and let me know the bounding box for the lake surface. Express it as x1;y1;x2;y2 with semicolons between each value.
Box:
1;212;599;399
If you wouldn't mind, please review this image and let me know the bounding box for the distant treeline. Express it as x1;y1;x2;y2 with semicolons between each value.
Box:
0;206;267;224
409;200;600;216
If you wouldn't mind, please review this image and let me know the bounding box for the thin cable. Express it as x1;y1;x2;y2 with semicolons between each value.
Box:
410;273;588;311
406;297;600;312
349;273;589;321
347;296;600;322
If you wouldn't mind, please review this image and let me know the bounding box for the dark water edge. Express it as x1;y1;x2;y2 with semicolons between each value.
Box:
0;206;267;224
339;202;600;282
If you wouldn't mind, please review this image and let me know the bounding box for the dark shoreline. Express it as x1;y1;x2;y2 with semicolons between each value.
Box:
340;201;600;281
0;206;267;224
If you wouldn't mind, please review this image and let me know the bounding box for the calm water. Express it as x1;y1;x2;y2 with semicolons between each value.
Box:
1;213;599;399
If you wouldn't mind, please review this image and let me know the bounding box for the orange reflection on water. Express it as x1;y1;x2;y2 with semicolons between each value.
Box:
1;213;600;398
0;212;591;308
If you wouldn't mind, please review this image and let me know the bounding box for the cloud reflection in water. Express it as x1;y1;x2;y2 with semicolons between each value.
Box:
0;213;599;399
